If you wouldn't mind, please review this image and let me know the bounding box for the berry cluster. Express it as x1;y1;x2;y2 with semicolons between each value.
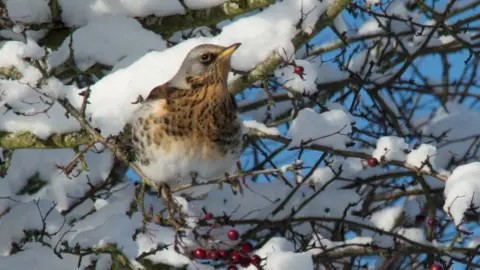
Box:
192;229;262;269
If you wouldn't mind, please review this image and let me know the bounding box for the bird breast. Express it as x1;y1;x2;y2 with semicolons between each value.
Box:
131;85;242;186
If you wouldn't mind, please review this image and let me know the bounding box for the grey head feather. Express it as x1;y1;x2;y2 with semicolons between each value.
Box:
168;44;229;89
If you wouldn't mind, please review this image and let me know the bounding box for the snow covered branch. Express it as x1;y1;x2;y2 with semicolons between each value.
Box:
247;127;449;181
228;0;352;95
140;0;276;38
1;0;277;38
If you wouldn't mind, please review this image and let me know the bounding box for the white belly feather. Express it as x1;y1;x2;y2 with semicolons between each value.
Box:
131;100;243;196
137;141;239;185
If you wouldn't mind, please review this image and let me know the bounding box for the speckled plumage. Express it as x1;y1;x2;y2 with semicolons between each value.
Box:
129;43;243;197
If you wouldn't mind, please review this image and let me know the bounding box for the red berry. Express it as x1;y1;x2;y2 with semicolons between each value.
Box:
218;249;229;259
194;248;206;259
367;157;378;167
227;229;239;241
204;212;213;220
227;266;238;270
293;65;304;75
207;250;219;260
429;264;442;270
415;214;426;224
231;252;242;264
250;254;261;266
240;242;253;254
239;256;250;267
427;218;437;227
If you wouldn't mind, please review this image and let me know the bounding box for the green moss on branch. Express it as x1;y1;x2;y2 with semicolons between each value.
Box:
0;130;94;149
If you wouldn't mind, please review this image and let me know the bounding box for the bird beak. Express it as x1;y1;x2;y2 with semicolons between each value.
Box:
219;43;241;58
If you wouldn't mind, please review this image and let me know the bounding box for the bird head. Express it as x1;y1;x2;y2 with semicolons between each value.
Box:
170;43;241;89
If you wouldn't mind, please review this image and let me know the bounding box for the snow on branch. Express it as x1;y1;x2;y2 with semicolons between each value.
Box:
247;127;449;182
228;0;351;95
2;0;276;34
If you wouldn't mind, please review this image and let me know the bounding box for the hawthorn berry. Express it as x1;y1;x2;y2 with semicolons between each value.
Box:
219;249;229;259
231;252;242;264
240;242;253;254
415;214;426;223
429;264;442;270
204;212;213;220
239;256;251;267
293;65;304;75
227;229;239;241
194;248;206;259
427;218;437;227
207;250;219;260
227;266;238;270
250;254;261;266
367;157;378;167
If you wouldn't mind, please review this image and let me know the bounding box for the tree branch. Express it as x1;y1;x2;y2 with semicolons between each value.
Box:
247;128;449;182
0;130;92;149
228;0;352;95
140;0;275;38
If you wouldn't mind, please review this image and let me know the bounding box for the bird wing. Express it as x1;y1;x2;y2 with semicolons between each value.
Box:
230;93;237;109
118;84;173;163
145;82;237;109
145;83;172;101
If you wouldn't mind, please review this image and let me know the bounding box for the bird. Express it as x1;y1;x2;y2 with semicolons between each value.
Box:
127;43;244;199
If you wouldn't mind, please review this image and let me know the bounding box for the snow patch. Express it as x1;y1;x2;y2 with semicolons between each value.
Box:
406;144;438;172
243;120;280;135
287;108;353;149
443;162;480;225
372;136;409;162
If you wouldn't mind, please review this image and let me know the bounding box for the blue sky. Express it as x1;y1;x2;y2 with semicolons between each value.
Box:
127;1;479;268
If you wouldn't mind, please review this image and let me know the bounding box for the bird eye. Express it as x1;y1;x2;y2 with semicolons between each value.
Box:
200;53;214;63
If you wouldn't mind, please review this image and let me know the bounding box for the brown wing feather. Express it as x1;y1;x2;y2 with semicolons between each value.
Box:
230;93;237;109
145;84;171;101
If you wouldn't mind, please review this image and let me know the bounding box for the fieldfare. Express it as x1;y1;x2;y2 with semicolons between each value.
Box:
129;43;243;197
